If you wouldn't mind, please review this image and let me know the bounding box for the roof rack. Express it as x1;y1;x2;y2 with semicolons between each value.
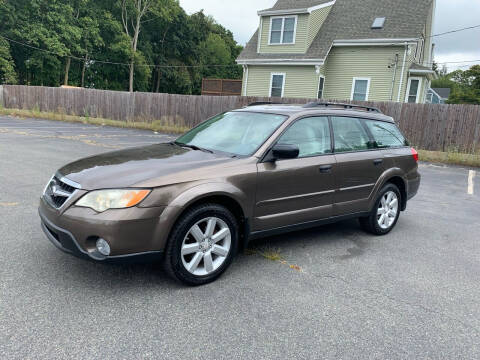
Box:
303;102;382;114
247;101;282;107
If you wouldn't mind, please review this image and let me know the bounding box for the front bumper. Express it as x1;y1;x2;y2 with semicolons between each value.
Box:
39;197;166;263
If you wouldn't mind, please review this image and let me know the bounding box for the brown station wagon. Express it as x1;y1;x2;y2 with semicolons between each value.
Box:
39;102;421;285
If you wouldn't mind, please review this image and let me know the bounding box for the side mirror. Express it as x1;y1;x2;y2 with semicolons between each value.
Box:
271;144;300;160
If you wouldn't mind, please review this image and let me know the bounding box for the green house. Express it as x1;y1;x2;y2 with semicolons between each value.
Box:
237;0;436;103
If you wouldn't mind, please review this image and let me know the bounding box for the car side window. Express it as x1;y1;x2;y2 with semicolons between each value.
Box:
364;120;408;148
331;116;371;153
277;117;331;158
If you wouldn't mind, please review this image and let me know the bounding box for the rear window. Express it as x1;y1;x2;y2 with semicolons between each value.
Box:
364;120;408;148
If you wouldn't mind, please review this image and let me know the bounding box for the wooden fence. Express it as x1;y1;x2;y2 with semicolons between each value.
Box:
201;79;242;96
2;85;480;154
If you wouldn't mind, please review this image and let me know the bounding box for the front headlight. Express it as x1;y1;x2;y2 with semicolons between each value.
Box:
76;189;151;212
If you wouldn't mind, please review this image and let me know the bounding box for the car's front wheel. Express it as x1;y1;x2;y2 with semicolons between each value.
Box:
360;183;401;235
164;203;238;286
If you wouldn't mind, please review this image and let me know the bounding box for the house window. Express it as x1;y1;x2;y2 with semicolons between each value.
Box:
406;78;421;103
269;16;296;44
351;78;370;101
318;76;325;99
270;73;285;97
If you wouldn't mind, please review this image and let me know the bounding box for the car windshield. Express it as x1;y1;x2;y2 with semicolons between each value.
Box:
175;111;287;156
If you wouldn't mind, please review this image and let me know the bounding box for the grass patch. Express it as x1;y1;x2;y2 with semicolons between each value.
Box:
246;246;304;272
418;149;480;168
0;107;190;134
246;246;284;262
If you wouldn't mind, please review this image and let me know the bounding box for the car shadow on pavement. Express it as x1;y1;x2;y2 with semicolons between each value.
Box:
245;219;369;258
40;219;371;290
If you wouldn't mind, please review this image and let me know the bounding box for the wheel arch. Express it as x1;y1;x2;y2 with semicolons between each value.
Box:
369;168;408;211
157;183;251;251
386;176;407;211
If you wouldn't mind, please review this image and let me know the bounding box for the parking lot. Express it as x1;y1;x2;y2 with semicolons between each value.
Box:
1;116;479;359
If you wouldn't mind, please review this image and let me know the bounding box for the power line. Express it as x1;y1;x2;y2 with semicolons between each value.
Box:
0;33;240;69
428;24;480;39
1;22;480;69
435;60;480;64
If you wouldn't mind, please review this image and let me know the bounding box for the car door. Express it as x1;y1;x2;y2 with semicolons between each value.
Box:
254;116;336;231
332;116;385;215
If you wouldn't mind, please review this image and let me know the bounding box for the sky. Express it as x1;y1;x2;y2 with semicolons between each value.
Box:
179;0;480;72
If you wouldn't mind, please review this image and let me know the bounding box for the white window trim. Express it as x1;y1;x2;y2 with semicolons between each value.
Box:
268;15;297;45
270;72;286;97
317;75;325;99
350;77;371;101
257;17;263;53
405;77;422;103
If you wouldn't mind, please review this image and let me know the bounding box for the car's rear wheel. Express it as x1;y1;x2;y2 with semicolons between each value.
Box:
360;183;401;235
164;203;238;286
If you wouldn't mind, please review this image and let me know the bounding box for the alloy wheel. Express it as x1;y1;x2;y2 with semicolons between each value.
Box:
377;191;399;230
181;217;232;276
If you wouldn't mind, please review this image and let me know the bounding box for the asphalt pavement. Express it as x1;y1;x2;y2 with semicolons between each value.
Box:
0;116;479;359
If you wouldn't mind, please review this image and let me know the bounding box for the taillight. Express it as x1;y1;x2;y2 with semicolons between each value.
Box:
411;148;419;162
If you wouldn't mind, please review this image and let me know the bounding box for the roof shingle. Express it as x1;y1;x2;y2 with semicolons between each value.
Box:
260;0;332;12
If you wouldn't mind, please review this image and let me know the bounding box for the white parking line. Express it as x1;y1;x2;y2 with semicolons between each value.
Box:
468;170;476;195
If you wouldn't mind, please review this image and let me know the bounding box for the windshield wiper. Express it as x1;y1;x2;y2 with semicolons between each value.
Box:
173;141;213;154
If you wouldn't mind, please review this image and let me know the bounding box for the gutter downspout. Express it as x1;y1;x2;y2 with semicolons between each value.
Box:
390;54;399;101
243;65;249;96
397;43;408;103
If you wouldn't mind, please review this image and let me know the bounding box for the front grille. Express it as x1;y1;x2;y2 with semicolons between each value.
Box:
44;176;79;209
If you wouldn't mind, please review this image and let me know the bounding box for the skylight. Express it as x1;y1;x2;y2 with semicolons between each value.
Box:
372;17;386;29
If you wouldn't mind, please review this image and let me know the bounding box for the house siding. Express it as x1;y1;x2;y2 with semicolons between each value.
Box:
243;46;428;103
259;14;309;53
323;46;417;102
246;66;318;98
306;6;333;48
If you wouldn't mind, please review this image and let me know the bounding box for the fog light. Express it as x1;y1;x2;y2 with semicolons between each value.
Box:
96;238;111;256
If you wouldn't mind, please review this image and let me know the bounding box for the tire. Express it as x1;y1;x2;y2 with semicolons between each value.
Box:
359;183;401;236
164;203;238;286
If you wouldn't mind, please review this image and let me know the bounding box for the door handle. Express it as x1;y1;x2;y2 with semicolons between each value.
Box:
319;165;333;173
373;159;383;166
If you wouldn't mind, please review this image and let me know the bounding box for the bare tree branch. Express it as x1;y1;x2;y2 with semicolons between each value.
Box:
121;0;130;37
121;0;153;92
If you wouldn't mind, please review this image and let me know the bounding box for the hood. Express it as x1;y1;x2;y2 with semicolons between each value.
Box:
58;143;236;190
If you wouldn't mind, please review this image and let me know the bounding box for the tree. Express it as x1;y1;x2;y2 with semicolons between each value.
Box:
0;38;17;84
186;12;243;94
0;0;243;93
1;0;81;86
120;0;155;92
0;0;15;84
446;65;480;105
64;0;104;87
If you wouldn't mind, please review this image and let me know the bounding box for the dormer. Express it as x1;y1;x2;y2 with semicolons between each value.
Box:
256;0;335;54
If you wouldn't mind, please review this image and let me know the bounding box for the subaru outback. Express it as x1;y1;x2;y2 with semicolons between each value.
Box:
39;102;421;285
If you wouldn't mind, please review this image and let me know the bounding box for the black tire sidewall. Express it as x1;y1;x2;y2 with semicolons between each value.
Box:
166;204;238;286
